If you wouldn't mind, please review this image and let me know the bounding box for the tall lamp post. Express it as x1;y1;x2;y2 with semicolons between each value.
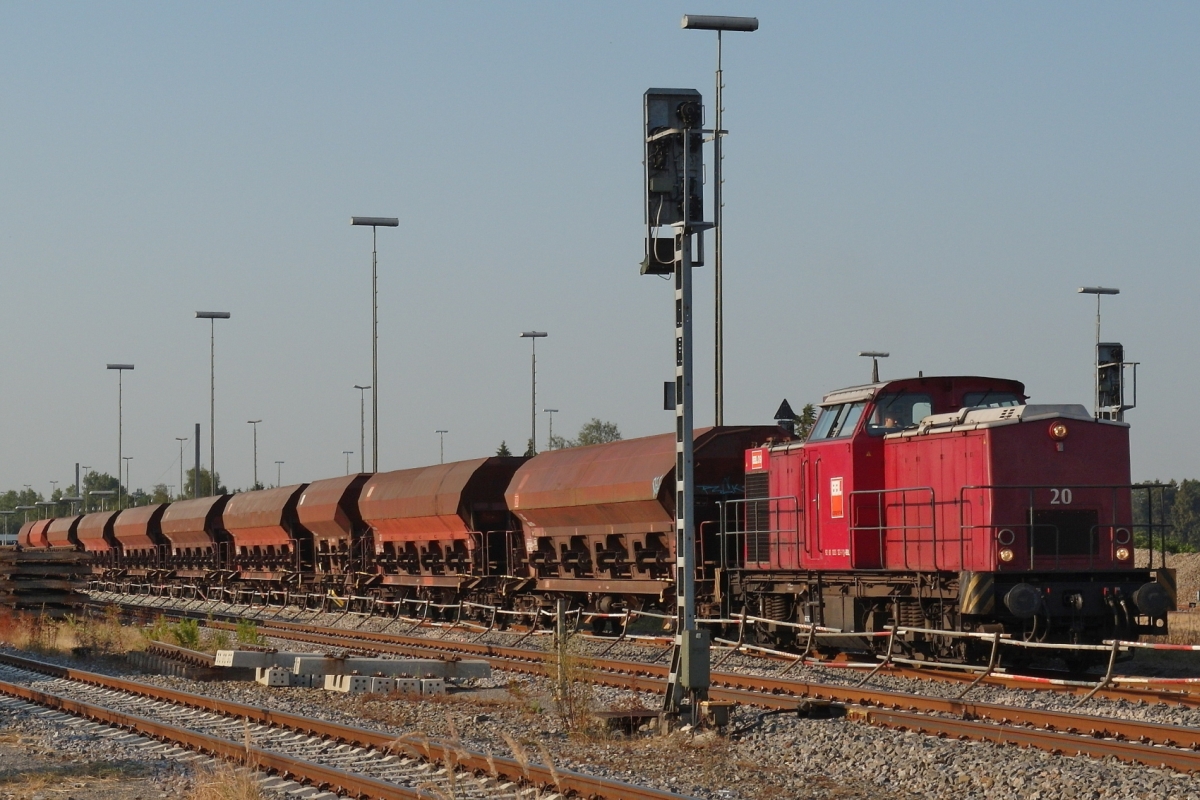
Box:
350;216;399;473
106;363;134;510
247;420;262;489
174;438;188;499
15;506;36;525
682;13;758;426
354;385;370;473
195;311;231;495
543;409;558;449
858;351;890;383
122;457;132;504
0;511;14;543
343;450;354;475
80;467;91;510
274;461;284;488
519;332;548;453
435;430;448;464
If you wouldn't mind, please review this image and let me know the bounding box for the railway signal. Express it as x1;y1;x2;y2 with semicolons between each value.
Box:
1078;287;1137;421
643;87;712;718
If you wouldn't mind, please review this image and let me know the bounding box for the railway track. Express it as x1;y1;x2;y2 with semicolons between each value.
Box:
0;651;692;800
89;595;1200;772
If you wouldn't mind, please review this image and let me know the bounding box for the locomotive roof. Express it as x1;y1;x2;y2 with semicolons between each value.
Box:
819;375;1026;407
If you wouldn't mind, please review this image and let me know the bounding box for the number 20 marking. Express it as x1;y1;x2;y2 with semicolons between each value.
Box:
1050;488;1073;505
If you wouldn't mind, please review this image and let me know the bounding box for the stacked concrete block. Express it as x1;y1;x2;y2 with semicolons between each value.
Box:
255;667;291;687
421;678;446;696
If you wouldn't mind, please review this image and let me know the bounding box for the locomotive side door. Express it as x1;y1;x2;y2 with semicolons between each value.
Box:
803;400;866;570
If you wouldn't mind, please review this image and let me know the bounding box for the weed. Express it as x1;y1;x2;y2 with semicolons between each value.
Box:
186;761;265;800
235;618;267;646
170;618;202;650
544;628;597;735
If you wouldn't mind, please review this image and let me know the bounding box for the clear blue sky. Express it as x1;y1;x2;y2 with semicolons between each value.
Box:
2;2;1197;494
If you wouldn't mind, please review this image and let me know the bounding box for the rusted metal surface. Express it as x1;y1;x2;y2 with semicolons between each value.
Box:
296;473;370;546
506;426;780;538
112;504;168;553
25;520;53;549
0;650;690;800
221;484;307;549
75;511;120;553
360;457;524;544
159;495;230;551
15;522;34;548
45;515;82;549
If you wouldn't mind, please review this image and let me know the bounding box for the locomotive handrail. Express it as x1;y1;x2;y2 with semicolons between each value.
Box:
847;486;936;571
719;495;801;571
958;482;1171;571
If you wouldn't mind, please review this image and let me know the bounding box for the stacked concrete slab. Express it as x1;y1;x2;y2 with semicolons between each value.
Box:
215;649;489;694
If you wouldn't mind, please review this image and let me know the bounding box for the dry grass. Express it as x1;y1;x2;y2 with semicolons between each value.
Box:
186;761;265;800
1156;610;1200;645
0;606;144;657
544;631;599;736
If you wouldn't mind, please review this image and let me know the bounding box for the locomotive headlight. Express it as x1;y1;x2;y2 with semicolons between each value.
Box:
999;548;1015;563
997;528;1016;546
1115;546;1131;561
1114;528;1131;545
1048;421;1069;441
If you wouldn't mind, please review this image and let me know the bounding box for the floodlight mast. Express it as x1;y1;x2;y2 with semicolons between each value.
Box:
682;14;758;426
858;351;890;383
351;217;399;472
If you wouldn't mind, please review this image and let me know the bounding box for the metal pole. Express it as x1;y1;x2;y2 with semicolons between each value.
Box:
714;29;724;427
194;423;201;499
1095;293;1102;417
276;461;283;487
209;318;216;495
252;423;258;489
664;115;702;715
176;438;187;499
117;370;123;511
531;339;537;452
372;226;379;473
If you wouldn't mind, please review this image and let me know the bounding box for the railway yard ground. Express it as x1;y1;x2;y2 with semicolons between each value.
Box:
2;593;1200;800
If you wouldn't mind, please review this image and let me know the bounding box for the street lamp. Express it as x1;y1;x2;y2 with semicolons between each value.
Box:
35;500;55;520
435;430;448;464
353;385;370;473
858;351;890;383
247;420;262;489
15;506;36;524
682;13;759;426
195;311;231;495
275;461;284;488
350;216;399;473
87;490;115;512
543;409;559;449
106;363;134;509
174;438;188;499
343;450;354;475
49;480;58;497
519;332;548;453
0;510;13;542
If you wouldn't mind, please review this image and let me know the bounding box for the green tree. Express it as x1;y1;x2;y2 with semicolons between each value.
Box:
82;471;120;512
794;403;818;440
523;438;537;457
495;441;513;457
550;419;621;450
183;467;227;498
150;484;173;504
1172;480;1200;549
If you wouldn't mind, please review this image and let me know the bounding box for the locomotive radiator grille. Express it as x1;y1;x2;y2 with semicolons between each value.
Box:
745;472;771;564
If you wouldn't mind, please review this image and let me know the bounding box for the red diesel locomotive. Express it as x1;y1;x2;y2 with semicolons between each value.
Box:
724;374;1173;658
16;373;1174;657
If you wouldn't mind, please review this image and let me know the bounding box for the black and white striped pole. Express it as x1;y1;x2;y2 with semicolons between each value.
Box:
643;88;710;718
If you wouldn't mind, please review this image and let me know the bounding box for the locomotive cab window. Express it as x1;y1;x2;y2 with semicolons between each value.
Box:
867;393;933;436
962;391;1021;409
810;401;867;441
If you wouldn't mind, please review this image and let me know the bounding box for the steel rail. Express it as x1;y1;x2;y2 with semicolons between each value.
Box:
175;621;1200;757
0;678;441;800
100;595;1200;707
0;651;692;800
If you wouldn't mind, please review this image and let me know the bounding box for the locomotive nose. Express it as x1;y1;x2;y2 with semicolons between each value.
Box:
1133;582;1170;617
1004;583;1042;619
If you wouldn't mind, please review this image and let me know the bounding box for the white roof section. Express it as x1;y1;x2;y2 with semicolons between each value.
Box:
889;404;1124;439
819;382;885;407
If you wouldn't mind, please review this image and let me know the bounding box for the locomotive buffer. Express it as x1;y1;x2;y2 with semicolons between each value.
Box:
642;88;712;718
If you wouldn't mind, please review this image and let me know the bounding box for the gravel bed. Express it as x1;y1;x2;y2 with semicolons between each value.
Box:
108;591;1200;730
34;594;1200;798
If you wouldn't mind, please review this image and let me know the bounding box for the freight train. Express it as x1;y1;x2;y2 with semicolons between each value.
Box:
17;373;1176;660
